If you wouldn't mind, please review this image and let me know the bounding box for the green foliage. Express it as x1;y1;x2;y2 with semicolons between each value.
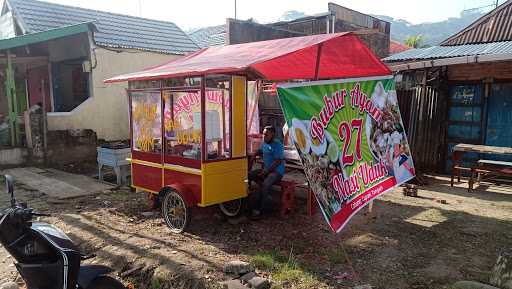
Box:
249;250;324;289
405;35;425;48
251;252;277;271
272;264;320;289
150;278;163;289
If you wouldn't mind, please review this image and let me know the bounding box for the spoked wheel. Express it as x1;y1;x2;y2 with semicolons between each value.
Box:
162;190;190;233
219;198;242;217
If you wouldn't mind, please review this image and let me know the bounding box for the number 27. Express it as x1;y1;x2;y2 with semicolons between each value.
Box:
338;118;363;167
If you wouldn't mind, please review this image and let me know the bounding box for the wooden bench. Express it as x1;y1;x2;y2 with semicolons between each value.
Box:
452;144;512;190
451;165;472;187
478;159;512;167
468;159;512;191
451;148;473;187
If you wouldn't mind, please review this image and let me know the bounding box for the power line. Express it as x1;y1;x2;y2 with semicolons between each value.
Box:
462;0;500;13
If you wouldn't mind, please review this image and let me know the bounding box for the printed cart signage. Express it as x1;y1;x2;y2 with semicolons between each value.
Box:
277;76;415;233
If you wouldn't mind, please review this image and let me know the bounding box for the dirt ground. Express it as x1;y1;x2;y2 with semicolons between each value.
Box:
1;173;511;289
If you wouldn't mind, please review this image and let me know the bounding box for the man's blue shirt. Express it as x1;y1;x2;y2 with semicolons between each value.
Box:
260;139;285;176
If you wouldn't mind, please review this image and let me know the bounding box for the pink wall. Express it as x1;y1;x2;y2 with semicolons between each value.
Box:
27;65;51;112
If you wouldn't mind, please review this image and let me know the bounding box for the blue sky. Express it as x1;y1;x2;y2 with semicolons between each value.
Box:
14;0;502;29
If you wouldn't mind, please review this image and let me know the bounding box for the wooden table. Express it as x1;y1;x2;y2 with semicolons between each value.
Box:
468;159;512;191
453;144;512;155
451;143;512;190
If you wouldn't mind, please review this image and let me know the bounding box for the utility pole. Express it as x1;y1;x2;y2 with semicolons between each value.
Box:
234;0;237;19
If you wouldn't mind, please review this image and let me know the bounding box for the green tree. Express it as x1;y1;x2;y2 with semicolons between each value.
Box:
405;35;425;48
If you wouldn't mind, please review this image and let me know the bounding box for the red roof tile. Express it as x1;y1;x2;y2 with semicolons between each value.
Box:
389;40;412;55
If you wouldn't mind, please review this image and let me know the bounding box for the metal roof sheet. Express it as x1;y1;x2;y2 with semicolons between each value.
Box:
188;25;226;48
383;41;512;62
0;22;95;50
8;0;200;55
105;33;391;83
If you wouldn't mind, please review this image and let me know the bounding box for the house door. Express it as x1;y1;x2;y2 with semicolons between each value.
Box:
27;65;51;112
485;83;512;160
445;84;484;171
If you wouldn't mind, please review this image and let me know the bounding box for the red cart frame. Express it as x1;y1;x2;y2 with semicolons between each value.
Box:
105;32;391;233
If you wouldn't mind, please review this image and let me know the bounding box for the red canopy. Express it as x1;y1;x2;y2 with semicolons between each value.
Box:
105;32;391;83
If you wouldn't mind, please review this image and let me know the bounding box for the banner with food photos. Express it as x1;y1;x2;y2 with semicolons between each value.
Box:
277;76;415;233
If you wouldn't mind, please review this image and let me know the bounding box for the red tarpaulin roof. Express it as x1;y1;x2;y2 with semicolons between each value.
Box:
105;32;391;83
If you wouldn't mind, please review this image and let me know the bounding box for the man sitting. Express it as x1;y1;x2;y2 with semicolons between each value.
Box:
248;126;285;219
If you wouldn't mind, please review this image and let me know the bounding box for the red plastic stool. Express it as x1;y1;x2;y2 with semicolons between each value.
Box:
280;180;296;217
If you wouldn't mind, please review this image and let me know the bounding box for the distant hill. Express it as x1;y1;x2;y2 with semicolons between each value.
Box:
373;10;486;45
273;9;487;46
187;9;488;47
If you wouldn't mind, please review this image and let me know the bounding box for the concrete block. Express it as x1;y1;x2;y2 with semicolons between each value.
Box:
240;272;257;283
490;250;512;289
224;260;254;276
0;148;27;166
247;277;270;289
3;167;113;199
221;280;249;289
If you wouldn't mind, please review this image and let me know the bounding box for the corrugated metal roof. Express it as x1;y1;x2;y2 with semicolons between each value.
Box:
7;0;199;55
441;0;512;45
0;22;95;50
383;41;512;62
188;25;226;48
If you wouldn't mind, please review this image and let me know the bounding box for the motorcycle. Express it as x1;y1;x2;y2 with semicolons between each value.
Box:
0;175;125;289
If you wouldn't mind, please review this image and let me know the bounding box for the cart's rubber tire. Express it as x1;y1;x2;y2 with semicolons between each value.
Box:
86;275;125;289
219;198;243;217
162;189;190;233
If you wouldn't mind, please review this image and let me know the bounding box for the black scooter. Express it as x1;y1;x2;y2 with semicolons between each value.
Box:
0;175;125;289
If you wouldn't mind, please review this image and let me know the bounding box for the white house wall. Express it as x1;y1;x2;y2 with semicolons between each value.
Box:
47;47;179;140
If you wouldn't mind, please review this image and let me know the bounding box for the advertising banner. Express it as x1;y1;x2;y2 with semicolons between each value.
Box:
277;76;415;232
131;91;162;153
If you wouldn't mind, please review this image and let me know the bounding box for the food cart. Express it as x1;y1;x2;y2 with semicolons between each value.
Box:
105;32;391;233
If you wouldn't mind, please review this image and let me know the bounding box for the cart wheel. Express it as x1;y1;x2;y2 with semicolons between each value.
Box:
219;199;242;217
162;190;190;233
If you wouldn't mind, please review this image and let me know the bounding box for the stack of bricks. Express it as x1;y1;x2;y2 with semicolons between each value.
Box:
403;184;418;197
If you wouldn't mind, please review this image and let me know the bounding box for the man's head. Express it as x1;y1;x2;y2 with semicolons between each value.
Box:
263;126;275;144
